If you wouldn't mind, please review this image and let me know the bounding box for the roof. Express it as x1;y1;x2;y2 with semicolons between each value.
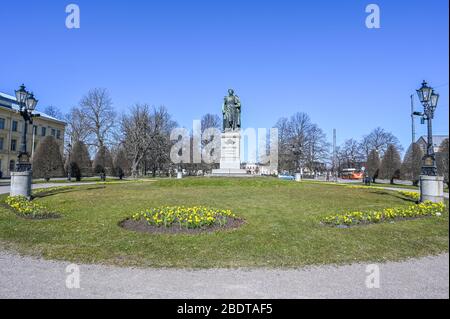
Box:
0;91;66;125
417;135;449;147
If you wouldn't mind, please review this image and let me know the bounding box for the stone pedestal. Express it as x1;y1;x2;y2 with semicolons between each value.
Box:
295;173;302;182
420;175;444;203
212;131;247;176
10;171;33;199
177;171;183;179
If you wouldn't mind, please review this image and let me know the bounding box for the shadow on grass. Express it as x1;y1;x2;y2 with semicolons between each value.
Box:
33;186;106;199
368;189;417;203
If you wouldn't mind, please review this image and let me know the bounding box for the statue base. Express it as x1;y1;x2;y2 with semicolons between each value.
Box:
10;170;33;199
420;175;444;203
211;131;247;176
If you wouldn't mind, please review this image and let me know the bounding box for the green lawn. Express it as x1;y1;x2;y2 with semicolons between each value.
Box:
0;178;448;268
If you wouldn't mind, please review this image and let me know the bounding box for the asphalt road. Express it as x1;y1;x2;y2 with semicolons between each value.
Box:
0;251;448;299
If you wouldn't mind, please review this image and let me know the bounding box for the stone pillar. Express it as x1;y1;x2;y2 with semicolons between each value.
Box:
420;175;444;203
177;171;183;179
295;173;302;182
10;171;33;199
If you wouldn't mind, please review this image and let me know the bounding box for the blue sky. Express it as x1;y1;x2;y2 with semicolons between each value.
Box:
0;0;448;150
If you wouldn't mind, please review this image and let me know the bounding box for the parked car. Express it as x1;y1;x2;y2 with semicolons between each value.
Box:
278;175;295;181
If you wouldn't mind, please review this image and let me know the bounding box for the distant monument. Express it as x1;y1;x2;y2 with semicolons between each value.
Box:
212;89;247;176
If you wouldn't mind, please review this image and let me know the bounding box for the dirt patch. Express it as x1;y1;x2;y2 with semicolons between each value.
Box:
119;217;245;235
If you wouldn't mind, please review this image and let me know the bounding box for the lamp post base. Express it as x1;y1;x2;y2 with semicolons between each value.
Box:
10;170;33;199
420;175;444;203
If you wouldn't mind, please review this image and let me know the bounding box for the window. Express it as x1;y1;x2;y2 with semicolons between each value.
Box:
9;160;15;172
41;127;46;136
33;125;38;135
0;137;3;150
0;118;5;130
56;130;61;139
51;128;56;137
11;139;17;151
12;121;18;132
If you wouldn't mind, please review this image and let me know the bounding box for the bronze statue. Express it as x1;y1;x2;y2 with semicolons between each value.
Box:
222;89;241;132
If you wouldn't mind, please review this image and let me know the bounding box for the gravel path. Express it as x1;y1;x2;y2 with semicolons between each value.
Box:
0;251;448;299
0;182;448;298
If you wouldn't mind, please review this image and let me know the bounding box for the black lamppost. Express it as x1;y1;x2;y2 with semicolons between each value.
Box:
413;80;439;176
67;143;72;181
15;84;40;172
291;142;302;174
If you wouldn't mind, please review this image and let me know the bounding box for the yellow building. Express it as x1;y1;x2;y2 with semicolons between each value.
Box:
0;91;66;178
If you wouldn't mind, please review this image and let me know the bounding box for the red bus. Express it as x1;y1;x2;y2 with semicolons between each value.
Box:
340;168;364;180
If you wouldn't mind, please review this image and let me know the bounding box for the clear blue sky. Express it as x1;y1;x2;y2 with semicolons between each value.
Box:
1;0;448;150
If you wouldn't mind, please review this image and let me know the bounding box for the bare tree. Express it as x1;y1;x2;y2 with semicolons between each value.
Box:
43;105;64;120
200;113;221;174
340;139;364;169
80;88;116;150
379;144;401;184
360;127;402;159
65;107;90;151
32;136;64;181
401;143;423;186
366;149;381;183
436;138;449;188
145;105;178;177
274;112;330;175
275;117;294;173
121;104;153;178
305;124;329;173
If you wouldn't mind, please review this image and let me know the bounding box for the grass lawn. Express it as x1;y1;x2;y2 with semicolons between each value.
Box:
0;178;448;268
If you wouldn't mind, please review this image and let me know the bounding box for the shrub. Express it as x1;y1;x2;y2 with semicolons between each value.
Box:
69;141;92;178
379;144;402;184
93;146;114;175
131;206;237;229
113;148;130;178
32;136;64;181
401;143;423;186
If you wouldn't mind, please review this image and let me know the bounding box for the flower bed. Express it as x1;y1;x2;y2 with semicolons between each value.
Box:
122;206;243;234
322;201;446;227
4;196;59;219
398;191;420;201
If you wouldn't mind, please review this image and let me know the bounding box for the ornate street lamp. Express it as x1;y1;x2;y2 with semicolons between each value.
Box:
414;81;439;176
14;84;40;172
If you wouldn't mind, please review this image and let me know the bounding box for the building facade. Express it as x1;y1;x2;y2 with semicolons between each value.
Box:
416;135;449;154
0;91;66;178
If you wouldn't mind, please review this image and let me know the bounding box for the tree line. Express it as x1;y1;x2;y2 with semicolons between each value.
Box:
32;88;449;188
